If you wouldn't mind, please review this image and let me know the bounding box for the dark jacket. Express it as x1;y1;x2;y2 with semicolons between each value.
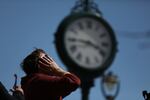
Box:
21;73;81;100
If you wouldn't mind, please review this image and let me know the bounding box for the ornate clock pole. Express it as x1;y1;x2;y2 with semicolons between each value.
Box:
54;0;117;100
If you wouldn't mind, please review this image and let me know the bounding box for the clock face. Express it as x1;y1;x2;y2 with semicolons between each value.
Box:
55;13;117;78
64;17;113;69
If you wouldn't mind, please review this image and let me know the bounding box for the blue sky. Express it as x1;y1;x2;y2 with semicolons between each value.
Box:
0;0;150;100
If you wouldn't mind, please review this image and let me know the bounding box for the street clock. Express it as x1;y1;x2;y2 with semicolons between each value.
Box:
55;12;117;79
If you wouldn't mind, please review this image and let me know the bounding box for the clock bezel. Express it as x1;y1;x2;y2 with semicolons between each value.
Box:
55;13;117;79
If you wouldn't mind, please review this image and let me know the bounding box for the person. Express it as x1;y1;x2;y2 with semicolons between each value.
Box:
0;81;24;100
143;90;150;100
20;48;81;100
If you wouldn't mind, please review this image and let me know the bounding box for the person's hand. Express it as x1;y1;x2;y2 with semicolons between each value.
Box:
10;86;24;95
15;86;24;95
38;54;67;76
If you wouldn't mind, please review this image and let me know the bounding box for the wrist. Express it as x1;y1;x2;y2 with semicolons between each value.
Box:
55;70;68;76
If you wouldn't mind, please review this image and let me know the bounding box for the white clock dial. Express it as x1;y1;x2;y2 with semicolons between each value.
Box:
64;17;112;69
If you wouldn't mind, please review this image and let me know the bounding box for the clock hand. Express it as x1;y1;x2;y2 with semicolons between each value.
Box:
68;38;105;56
68;37;91;44
67;38;89;48
68;37;99;49
78;39;99;49
84;40;106;57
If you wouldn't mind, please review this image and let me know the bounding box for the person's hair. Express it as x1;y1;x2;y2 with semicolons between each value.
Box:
20;48;46;75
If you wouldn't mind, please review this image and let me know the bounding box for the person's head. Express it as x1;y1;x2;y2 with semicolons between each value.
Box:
21;48;46;75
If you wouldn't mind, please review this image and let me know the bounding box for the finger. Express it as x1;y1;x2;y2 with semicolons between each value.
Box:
38;57;51;65
38;61;54;74
43;57;52;63
38;60;50;68
39;56;52;65
13;86;19;90
43;56;53;63
45;55;53;62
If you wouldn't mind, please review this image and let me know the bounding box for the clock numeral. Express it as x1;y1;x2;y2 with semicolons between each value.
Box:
99;49;106;57
86;20;92;29
101;42;109;48
67;37;76;42
99;33;107;38
76;52;82;61
70;45;77;53
77;22;84;30
95;24;99;31
85;56;90;64
94;56;99;63
69;28;78;34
